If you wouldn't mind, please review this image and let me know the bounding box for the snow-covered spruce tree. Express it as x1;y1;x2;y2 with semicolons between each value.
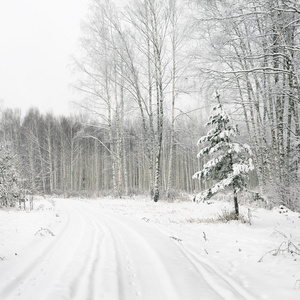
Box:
192;95;254;218
0;143;22;207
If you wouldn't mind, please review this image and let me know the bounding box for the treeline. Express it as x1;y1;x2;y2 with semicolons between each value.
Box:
0;107;203;197
70;0;299;208
1;0;299;209
68;0;300;208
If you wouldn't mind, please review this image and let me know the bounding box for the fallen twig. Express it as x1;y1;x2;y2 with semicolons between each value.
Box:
273;229;288;239
35;227;55;236
169;236;182;242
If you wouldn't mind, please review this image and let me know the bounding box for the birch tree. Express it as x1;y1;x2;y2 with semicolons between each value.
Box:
75;0;184;201
75;0;129;197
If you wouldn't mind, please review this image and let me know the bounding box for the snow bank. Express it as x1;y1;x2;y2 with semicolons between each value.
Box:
0;198;59;262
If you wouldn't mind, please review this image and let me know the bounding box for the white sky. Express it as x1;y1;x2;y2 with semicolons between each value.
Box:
0;0;89;116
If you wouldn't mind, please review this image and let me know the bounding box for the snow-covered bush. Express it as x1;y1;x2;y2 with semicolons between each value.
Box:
193;96;254;217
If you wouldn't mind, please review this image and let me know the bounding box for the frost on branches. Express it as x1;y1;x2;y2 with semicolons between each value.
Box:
192;101;254;216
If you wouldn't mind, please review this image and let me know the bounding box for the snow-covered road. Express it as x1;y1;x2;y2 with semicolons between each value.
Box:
0;199;258;300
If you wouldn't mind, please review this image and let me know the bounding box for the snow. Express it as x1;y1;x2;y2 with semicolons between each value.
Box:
232;161;254;176
205;105;230;127
219;129;236;139
0;197;300;299
203;154;227;169
210;176;234;194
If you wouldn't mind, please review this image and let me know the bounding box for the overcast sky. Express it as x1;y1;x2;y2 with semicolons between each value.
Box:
0;0;89;116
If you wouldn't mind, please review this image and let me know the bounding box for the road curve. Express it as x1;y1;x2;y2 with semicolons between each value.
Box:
0;199;256;300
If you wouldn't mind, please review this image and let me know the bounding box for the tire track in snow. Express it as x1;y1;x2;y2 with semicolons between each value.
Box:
0;202;74;299
48;200;141;300
1;200;137;300
81;202;223;300
176;242;257;300
80;202;184;300
66;221;103;300
0;200;257;300
79;202;144;300
24;202;89;300
150;223;258;300
65;202;121;300
98;214;182;300
0;201;95;300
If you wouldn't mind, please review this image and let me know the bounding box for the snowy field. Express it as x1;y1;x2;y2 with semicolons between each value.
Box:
0;197;299;299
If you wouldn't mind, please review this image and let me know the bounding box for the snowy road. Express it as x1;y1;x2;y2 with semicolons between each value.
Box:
0;200;257;300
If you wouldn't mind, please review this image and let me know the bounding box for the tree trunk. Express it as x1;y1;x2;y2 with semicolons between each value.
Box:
233;188;239;218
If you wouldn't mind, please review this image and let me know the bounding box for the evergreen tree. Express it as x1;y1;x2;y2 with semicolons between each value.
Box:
0;143;23;207
193;95;254;217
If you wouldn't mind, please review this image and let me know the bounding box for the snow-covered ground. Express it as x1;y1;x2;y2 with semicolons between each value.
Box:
0;197;299;299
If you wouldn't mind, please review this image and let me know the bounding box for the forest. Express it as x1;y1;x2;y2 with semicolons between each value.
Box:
0;0;299;211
